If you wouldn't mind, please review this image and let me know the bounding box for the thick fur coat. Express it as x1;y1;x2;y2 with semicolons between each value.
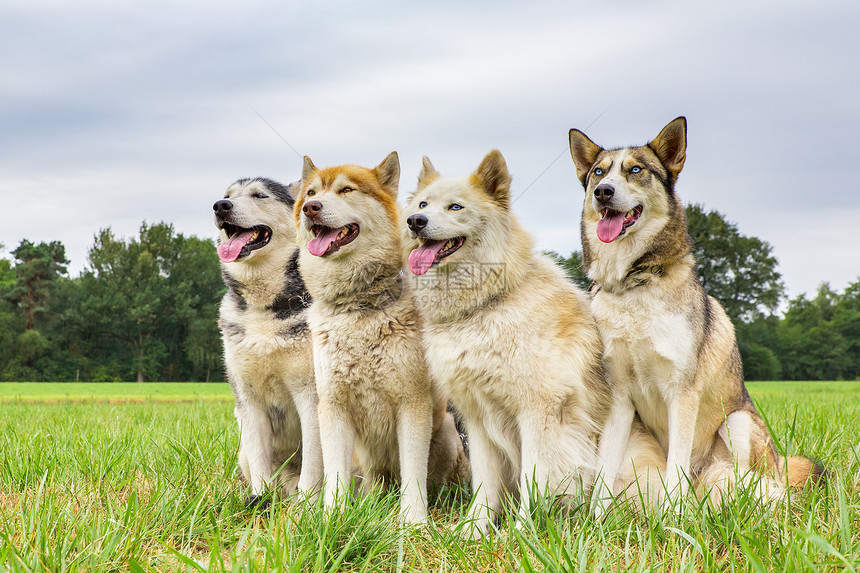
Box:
294;153;468;523
215;178;322;505
568;118;823;513
403;151;614;536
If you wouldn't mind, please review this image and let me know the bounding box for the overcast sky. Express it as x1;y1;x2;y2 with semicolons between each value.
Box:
1;0;858;301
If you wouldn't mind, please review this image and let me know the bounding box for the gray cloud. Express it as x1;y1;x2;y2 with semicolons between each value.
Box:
1;0;858;300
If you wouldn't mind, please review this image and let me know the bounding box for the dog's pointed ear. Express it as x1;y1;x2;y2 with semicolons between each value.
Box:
568;129;602;187
417;156;440;189
373;151;400;197
302;156;317;183
648;116;687;182
471;149;511;209
285;179;303;201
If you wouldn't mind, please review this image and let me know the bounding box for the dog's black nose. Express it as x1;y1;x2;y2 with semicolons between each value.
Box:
303;200;323;218
407;214;428;232
213;199;233;213
594;184;614;203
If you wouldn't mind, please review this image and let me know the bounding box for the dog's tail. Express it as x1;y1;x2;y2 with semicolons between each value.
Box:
694;453;825;508
774;453;826;487
720;409;826;488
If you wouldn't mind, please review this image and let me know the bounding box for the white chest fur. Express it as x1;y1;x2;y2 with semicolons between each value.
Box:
591;286;695;432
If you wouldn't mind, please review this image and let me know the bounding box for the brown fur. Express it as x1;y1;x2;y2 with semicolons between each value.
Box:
295;159;400;230
404;150;611;536
294;153;468;523
569;117;822;514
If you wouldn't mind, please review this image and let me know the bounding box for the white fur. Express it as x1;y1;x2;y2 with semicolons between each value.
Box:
405;157;609;536
218;179;323;499
719;410;753;471
570;122;813;513
297;159;467;523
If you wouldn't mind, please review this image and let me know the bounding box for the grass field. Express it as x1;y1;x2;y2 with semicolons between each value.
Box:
0;382;857;571
0;382;233;404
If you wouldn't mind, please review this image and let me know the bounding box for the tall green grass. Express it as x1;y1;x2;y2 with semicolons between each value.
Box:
0;382;857;571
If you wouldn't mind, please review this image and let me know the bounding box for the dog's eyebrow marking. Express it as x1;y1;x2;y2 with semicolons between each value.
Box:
330;173;357;191
608;150;629;175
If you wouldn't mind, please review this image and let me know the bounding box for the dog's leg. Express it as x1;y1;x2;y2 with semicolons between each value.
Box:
717;410;753;473
593;397;636;518
238;401;274;505
516;411;552;527
397;400;432;523
462;422;505;539
294;385;324;497
318;401;355;512
236;406;251;484
664;387;701;508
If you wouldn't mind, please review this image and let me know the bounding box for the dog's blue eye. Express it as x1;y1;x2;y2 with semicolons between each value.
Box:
254;193;268;199
594;168;603;176
631;166;641;174
419;201;427;209
307;190;316;196
449;203;463;211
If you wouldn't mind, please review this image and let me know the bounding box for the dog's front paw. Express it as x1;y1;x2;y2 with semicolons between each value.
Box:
244;493;271;510
591;483;615;519
654;487;685;517
456;514;490;541
400;504;428;525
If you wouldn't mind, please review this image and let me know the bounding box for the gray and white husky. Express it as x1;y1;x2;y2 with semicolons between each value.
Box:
214;177;323;506
568;118;823;513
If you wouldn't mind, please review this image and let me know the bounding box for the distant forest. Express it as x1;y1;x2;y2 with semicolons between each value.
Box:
1;205;858;382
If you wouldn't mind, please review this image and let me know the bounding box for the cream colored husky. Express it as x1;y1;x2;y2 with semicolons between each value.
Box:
568;117;823;514
294;152;468;523
403;150;613;536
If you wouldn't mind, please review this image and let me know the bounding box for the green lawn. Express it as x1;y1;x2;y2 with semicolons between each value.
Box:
0;381;857;571
0;382;233;403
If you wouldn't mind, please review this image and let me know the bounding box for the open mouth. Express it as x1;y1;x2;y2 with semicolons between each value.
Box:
596;205;643;243
307;223;360;257
408;237;465;276
217;223;272;262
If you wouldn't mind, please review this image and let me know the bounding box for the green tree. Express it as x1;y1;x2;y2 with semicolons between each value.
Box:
686;204;785;321
543;250;590;291
170;235;225;382
832;279;860;379
75;223;224;382
778;283;853;380
6;240;69;331
0;243;14;290
0;245;20;377
735;315;783;380
0;240;75;381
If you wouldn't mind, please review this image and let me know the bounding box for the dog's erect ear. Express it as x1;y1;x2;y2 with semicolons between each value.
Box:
285;179;302;201
648;117;687;182
302;156;317;183
472;150;511;210
417;156;440;189
568;129;602;187
373;151;400;198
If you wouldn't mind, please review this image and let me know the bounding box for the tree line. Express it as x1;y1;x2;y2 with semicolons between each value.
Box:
548;204;860;381
0;224;224;382
1;208;858;382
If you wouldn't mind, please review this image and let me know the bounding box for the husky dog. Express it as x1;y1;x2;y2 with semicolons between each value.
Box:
403;150;615;536
215;177;322;506
294;153;468;523
568;117;823;513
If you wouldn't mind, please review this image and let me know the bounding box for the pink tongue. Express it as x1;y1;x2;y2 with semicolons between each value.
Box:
308;227;343;257
408;240;447;276
217;230;256;262
597;213;625;243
